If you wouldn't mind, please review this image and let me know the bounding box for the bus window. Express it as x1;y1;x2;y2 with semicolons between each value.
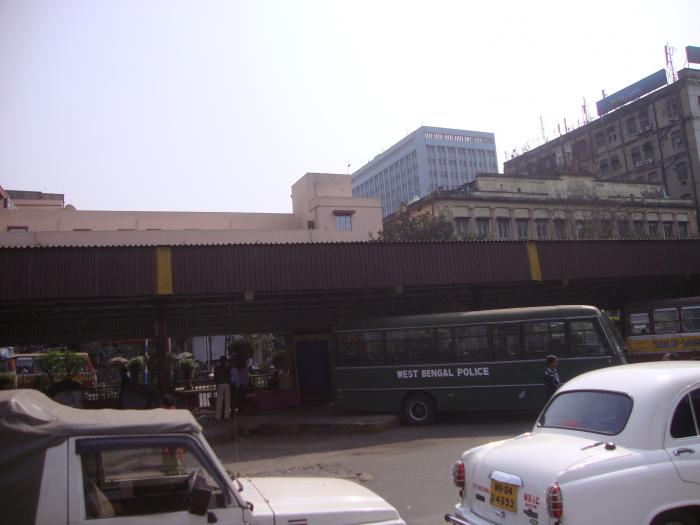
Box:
406;329;435;364
681;307;700;332
570;320;606;356
435;328;455;363
654;308;680;334
385;330;409;364
523;321;566;358
491;324;521;361
454;325;489;362
629;313;650;335
336;332;383;366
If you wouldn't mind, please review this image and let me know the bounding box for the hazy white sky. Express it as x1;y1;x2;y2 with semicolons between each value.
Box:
1;0;698;213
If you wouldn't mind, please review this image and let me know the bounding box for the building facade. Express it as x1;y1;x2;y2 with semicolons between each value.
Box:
503;68;700;225
0;173;382;247
383;173;698;241
352;126;498;217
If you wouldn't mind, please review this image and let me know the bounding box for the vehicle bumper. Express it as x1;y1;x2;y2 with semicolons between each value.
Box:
444;505;491;525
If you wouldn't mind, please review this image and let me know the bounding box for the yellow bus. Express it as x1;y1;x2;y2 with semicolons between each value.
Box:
623;296;700;361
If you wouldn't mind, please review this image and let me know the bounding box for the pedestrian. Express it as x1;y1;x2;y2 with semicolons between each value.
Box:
543;354;561;400
235;357;249;411
230;359;239;416
213;356;231;420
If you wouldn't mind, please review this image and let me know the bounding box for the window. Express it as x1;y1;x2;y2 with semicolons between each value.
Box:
629;312;650;335
676;162;688;182
535;219;548;240
626;117;637;135
663;222;674;238
523;321;566;358
554;219;567;240
678;222;689;238
570;320;606;356
335;215;352;231
642;141;654;162
7;226;28;232
682;307;700;332
639;110;650;129
671;129;684;150
539;391;632;435
617;220;629;238
648;221;659;237
600;219;613;238
670;390;700;438
516;219;529;240
476;218;490;238
633;221;645;236
405;329;435;364
454;217;469;238
654;308;680;334
491;324;521;361
610;154;621;172
631;146;641;165
665;98;680;119
78;437;230;520
606;126;617;143
575;220;586;239
599;159;610;177
595;131;605;148
306;220;315;230
337;332;384;365
453;325;489;362
497;218;511;240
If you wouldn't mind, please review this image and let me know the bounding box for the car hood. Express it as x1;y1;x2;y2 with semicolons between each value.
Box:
463;432;632;524
244;477;404;525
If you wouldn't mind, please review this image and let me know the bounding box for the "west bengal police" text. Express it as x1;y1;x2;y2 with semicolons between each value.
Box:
395;367;490;379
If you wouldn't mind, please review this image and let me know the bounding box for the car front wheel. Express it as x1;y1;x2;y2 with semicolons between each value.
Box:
402;393;435;425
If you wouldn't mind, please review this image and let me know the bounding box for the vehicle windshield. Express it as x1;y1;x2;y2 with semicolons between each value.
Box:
538;390;632;435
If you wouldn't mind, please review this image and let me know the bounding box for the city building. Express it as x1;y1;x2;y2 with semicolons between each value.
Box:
383;173;698;240
352;126;498;217
0;172;382;246
503;67;700;226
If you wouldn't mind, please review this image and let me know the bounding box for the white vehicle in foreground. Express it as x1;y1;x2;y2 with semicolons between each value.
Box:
445;362;700;525
0;389;405;525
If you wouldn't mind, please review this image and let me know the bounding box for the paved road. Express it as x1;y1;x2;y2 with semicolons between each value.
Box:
215;412;535;525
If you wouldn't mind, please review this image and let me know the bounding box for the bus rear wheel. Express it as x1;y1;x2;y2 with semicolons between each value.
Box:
402;393;435;425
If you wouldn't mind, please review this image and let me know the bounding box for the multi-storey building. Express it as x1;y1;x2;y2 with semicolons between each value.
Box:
503;68;700;226
383;173;698;240
352;126;498;217
0;173;382;246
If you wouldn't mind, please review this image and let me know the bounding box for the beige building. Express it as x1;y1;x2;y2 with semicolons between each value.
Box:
503;68;700;226
0;173;382;247
384;173;698;240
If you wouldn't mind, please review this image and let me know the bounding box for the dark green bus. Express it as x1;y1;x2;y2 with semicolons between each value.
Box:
331;305;627;424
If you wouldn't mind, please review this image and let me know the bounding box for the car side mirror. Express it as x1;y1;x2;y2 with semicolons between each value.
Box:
188;487;212;516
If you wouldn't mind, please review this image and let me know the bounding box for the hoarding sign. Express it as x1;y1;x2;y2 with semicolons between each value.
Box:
687;46;700;64
596;69;667;116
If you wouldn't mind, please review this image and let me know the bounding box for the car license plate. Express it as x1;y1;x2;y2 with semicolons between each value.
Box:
490;479;517;512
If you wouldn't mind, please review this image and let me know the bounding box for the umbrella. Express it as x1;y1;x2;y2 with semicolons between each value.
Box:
108;357;128;366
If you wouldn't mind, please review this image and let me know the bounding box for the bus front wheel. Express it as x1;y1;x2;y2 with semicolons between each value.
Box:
402;393;435;425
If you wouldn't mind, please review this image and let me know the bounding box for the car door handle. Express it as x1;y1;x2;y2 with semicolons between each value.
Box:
673;448;695;456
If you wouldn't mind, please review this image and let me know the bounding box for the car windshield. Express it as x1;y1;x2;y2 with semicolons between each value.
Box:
538;390;633;435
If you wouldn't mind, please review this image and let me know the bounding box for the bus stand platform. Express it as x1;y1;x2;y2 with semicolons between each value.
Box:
199;404;400;444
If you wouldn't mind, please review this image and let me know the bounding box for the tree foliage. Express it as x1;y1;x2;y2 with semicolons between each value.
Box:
378;212;454;241
36;349;84;383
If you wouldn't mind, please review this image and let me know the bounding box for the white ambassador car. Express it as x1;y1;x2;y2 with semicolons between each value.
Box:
445;362;700;525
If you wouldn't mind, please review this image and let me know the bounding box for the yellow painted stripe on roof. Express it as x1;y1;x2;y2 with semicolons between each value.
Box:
526;242;542;282
156;246;173;295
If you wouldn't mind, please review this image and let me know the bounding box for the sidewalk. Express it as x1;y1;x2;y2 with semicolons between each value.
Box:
200;404;400;444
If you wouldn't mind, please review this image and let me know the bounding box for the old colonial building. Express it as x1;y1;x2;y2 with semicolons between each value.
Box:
503;68;700;227
383;173;698;240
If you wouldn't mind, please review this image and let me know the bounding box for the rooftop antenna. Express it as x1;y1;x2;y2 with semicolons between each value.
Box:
665;43;677;82
540;115;547;142
582;97;591;124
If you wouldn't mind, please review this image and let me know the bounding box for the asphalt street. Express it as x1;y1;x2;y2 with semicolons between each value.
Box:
215;412;535;525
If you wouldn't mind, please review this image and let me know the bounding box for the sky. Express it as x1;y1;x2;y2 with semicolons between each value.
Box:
1;0;699;213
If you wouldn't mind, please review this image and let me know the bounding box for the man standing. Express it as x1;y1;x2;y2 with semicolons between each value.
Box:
213;357;231;420
229;360;239;416
543;354;561;400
